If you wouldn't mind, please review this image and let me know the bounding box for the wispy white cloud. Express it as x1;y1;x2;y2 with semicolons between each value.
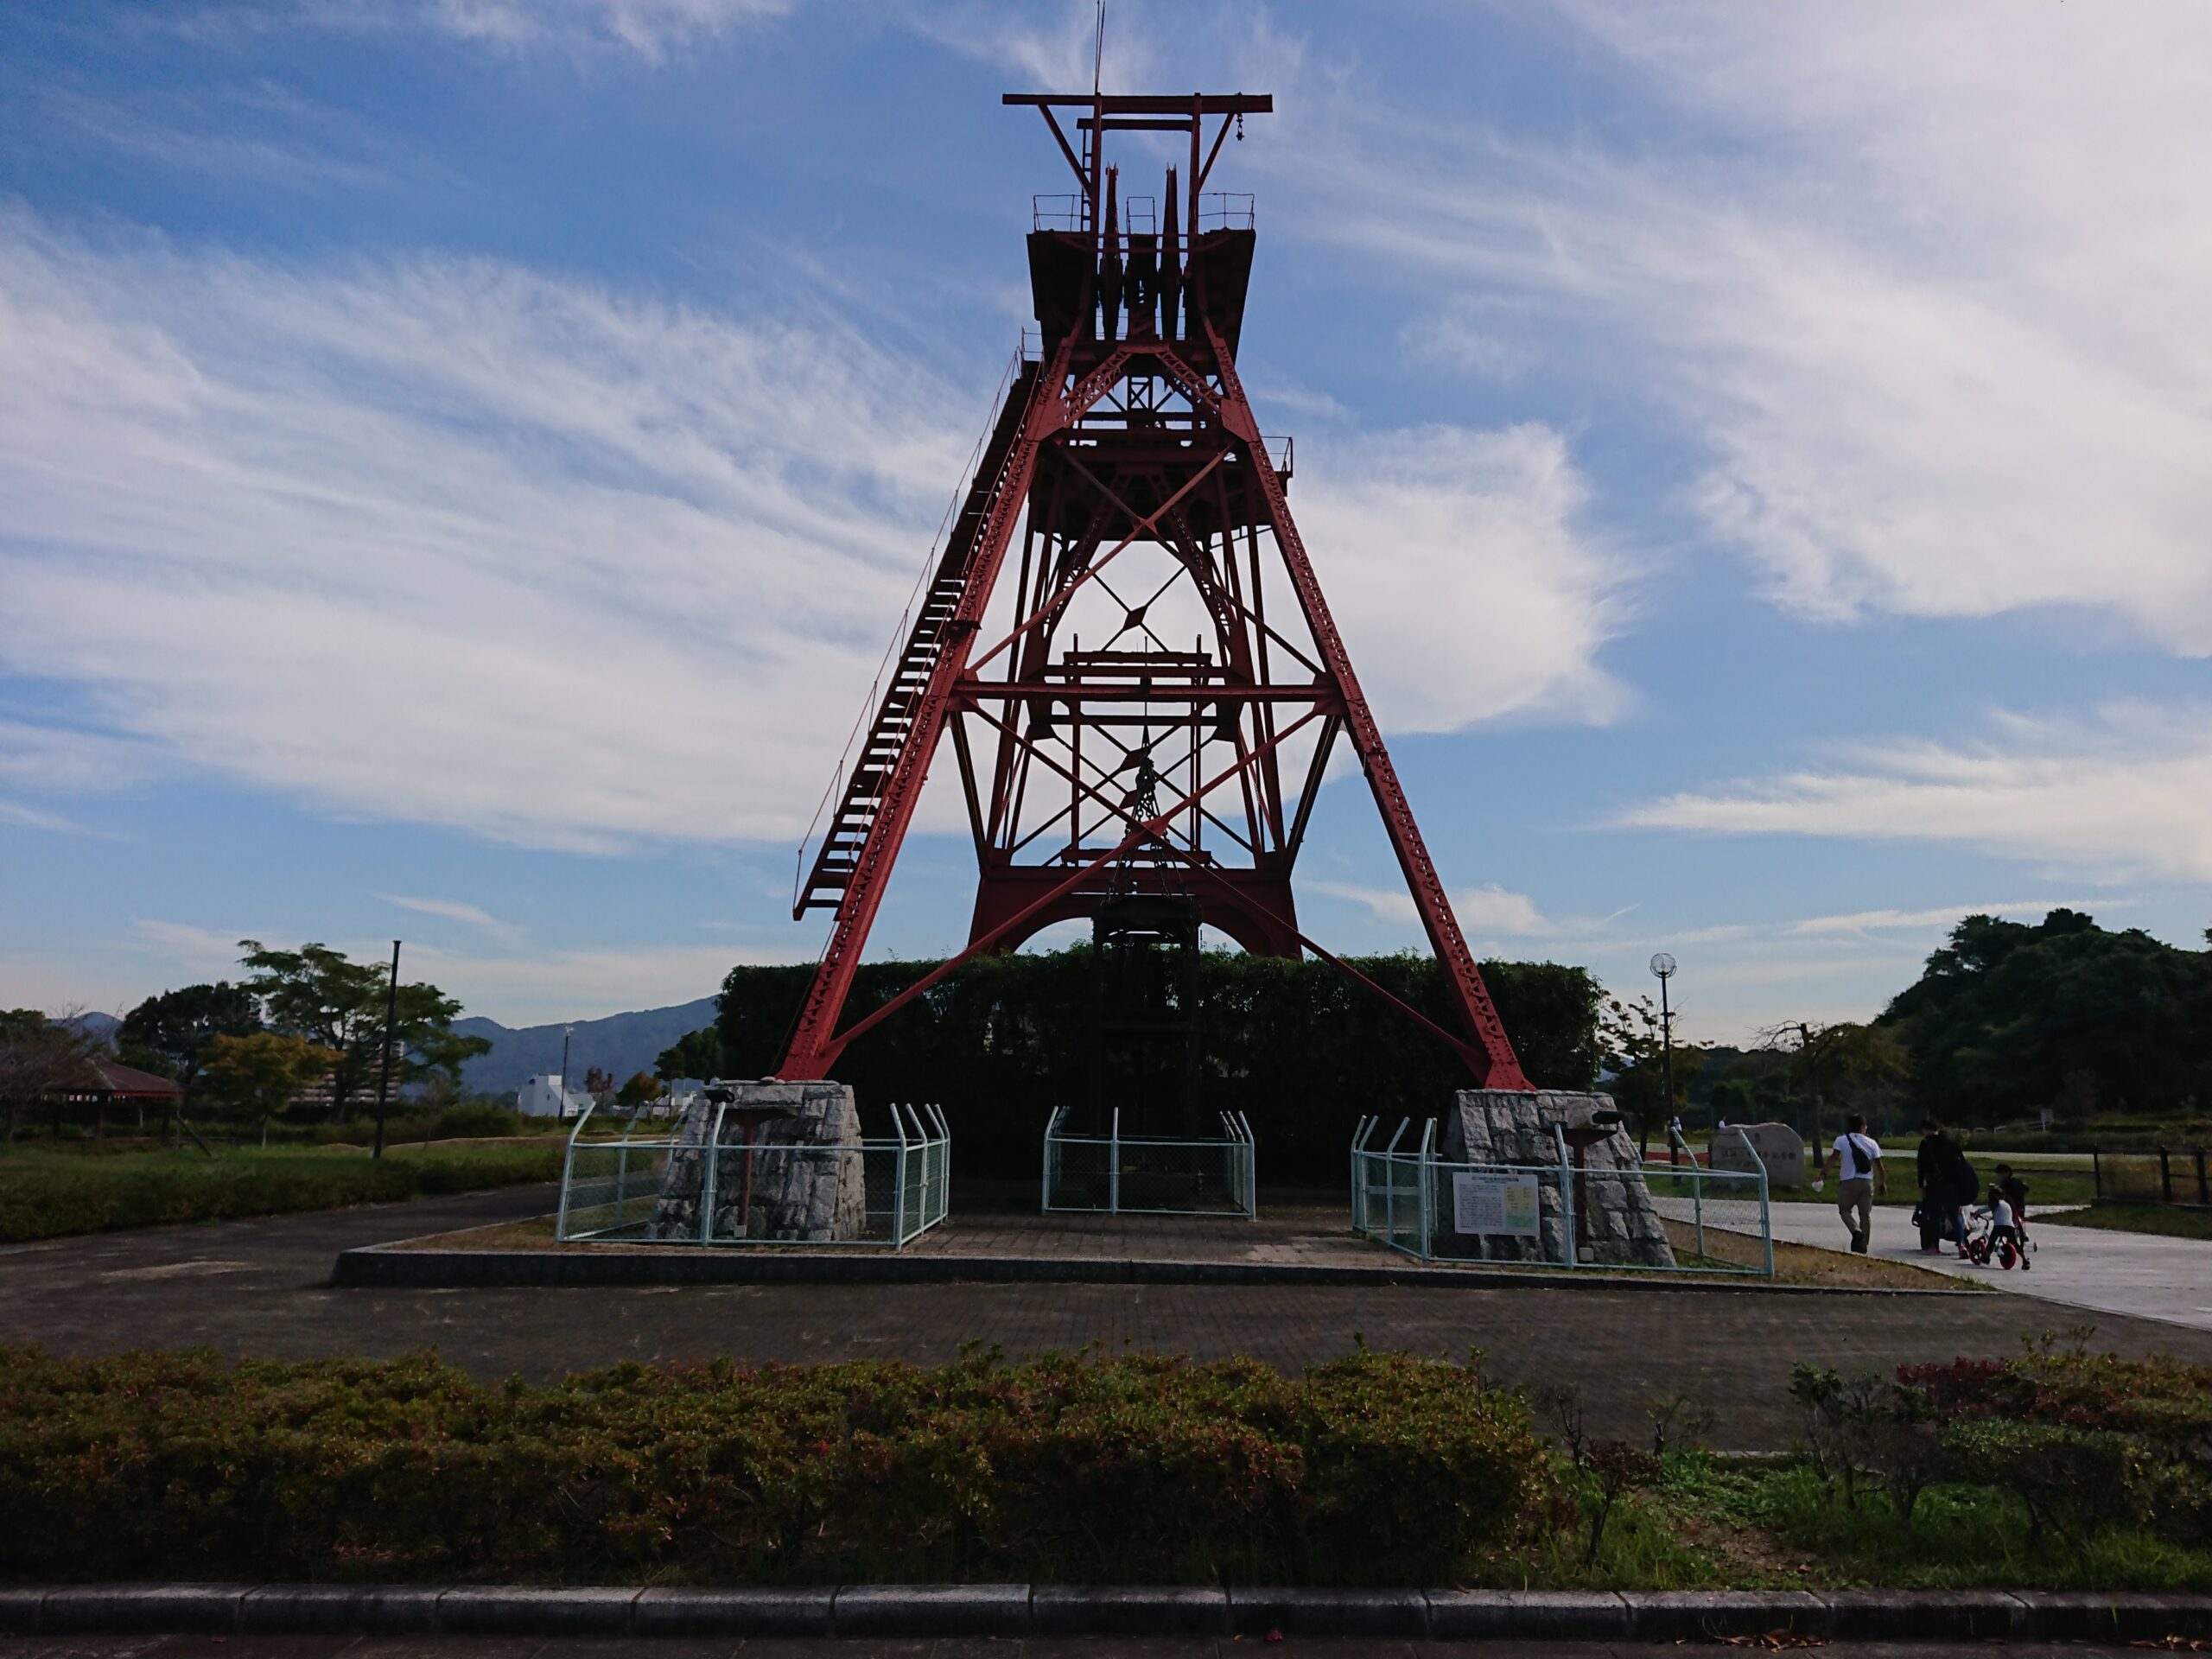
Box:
379;894;526;948
1310;879;1554;938
0;720;161;793
0;207;1625;855
426;0;791;62
1296;423;1629;734
1620;703;2212;884
1288;4;2212;656
0;210;975;853
0;800;123;839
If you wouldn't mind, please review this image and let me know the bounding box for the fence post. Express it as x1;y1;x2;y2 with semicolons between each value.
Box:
1416;1119;1434;1262
1040;1105;1056;1214
1556;1128;1576;1268
2161;1147;2174;1205
1351;1116;1372;1232
1693;1155;1706;1261
893;1104;909;1247
1758;1156;1774;1278
2197;1147;2209;1209
1109;1108;1122;1215
700;1105;720;1245
2093;1146;2102;1201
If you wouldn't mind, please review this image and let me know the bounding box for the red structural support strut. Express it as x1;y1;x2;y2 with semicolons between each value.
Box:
776;87;1532;1090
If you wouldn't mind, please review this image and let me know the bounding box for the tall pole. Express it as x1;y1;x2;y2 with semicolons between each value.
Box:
372;940;400;1160
1649;952;1677;1159
560;1025;574;1120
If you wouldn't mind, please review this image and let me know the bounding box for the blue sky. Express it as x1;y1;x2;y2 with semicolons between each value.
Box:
3;1;2209;1044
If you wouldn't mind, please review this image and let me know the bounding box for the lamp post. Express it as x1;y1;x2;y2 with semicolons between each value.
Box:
372;941;400;1160
1649;952;1676;1162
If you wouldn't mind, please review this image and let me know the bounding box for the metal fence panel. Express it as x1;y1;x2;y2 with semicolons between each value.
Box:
1042;1107;1256;1217
556;1101;950;1248
1349;1116;1772;1276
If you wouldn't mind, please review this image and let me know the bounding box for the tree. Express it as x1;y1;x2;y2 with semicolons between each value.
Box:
118;982;261;1089
0;1008;108;1142
582;1065;615;1107
614;1071;662;1109
237;941;490;1116
200;1031;343;1138
1878;911;2212;1122
1599;992;1707;1142
1755;1020;1907;1161
656;1026;727;1083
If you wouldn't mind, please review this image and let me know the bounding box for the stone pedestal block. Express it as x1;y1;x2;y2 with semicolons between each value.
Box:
645;1081;867;1243
1435;1090;1676;1268
1710;1122;1805;1187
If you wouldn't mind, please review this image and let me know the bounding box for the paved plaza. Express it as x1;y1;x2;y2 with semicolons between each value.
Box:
1763;1199;2212;1332
9;1186;2212;1451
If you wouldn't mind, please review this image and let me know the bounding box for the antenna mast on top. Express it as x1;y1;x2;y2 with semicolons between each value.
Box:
1092;1;1105;98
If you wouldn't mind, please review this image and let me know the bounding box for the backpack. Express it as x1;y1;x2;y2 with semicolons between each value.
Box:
1951;1149;1979;1202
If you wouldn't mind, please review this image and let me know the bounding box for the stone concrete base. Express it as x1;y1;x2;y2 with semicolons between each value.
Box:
1437;1090;1676;1268
643;1080;866;1243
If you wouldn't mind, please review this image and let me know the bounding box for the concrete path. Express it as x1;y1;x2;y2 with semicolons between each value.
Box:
1765;1199;2212;1332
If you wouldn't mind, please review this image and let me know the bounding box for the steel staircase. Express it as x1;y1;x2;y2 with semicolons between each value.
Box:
793;361;1043;916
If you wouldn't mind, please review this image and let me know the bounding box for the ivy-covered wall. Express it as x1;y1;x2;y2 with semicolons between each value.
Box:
708;950;1604;1185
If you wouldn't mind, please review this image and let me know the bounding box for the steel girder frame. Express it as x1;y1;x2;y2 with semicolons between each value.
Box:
774;331;1531;1089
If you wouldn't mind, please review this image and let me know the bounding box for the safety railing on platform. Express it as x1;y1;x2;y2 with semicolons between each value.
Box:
1197;192;1255;232
557;1100;950;1248
1042;1105;1256;1217
1350;1116;1771;1275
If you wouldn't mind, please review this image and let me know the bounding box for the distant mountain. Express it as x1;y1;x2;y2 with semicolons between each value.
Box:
64;1011;121;1041
455;996;720;1099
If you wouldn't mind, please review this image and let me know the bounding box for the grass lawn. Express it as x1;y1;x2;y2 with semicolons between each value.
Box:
0;1138;564;1243
2037;1202;2212;1240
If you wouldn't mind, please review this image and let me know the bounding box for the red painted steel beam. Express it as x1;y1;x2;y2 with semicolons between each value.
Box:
1200;318;1534;1091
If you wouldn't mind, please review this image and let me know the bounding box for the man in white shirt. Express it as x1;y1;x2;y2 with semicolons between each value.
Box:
1831;1114;1887;1255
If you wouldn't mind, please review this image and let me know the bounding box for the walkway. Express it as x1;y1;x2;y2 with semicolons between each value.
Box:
9;1188;2212;1450
1764;1200;2212;1332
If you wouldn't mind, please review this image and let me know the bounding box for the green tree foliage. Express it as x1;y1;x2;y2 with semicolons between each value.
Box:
117;982;261;1087
236;941;491;1116
703;948;1603;1181
0;1009;109;1141
1879;909;2212;1122
614;1071;661;1108
654;1026;727;1081
198;1031;342;1132
1598;993;1707;1136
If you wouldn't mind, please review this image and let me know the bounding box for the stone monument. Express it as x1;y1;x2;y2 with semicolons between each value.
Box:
1709;1122;1805;1188
644;1080;868;1243
1435;1090;1676;1268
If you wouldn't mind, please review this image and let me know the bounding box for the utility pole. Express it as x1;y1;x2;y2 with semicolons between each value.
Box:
372;940;400;1160
559;1025;574;1121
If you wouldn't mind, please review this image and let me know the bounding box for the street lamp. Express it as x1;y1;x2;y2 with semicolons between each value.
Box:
1649;953;1676;1162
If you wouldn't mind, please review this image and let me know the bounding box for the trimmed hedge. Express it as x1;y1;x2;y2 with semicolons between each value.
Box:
0;1143;563;1243
0;1347;1553;1586
710;949;1605;1182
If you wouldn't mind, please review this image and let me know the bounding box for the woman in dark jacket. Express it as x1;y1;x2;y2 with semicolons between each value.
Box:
1916;1118;1970;1256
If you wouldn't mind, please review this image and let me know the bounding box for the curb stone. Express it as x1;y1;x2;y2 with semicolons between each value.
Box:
632;1586;834;1636
1229;1586;1427;1637
238;1586;442;1635
435;1586;639;1635
1618;1589;1833;1639
829;1583;1031;1637
1824;1588;2030;1640
1029;1585;1228;1636
333;1242;1982;1296
1426;1589;1631;1640
40;1585;247;1634
3;1582;2211;1638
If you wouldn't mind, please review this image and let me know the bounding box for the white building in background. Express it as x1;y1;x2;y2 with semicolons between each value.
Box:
517;1075;593;1119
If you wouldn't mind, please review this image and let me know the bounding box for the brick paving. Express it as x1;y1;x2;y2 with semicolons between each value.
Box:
8;1185;2212;1450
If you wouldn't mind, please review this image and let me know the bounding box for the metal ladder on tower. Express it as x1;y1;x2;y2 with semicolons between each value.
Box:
793;360;1043;916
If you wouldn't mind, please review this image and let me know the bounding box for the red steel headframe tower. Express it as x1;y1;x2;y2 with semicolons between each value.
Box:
777;89;1532;1090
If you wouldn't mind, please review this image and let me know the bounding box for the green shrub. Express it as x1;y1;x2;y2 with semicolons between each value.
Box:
0;1143;562;1243
0;1347;1553;1586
